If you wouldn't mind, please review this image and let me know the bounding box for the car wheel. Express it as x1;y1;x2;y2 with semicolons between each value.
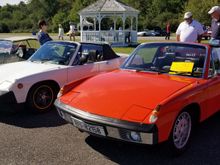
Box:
26;83;58;113
168;111;193;155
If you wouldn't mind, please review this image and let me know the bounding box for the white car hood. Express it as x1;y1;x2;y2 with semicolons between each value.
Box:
0;61;67;83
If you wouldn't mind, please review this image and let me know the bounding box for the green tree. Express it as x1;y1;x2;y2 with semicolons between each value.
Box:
184;0;220;25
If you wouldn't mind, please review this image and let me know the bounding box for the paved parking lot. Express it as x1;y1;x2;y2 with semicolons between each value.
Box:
0;106;219;165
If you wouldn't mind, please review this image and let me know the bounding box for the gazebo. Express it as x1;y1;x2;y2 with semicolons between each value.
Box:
78;0;139;46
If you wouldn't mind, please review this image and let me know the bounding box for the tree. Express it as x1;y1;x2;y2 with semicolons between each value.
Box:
0;22;10;33
184;0;220;26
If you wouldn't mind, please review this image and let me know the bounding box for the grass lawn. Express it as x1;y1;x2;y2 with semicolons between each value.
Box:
113;47;134;55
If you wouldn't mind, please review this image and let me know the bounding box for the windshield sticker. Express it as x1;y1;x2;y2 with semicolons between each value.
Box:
169;62;194;74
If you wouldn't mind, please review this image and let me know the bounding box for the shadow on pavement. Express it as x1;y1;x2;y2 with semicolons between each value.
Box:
0;105;67;128
85;112;220;165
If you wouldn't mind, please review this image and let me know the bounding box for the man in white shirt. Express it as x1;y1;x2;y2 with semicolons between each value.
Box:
176;12;204;43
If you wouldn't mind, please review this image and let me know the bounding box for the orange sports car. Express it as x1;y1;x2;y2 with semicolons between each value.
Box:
55;42;220;155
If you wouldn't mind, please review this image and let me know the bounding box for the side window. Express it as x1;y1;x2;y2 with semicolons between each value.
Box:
210;48;220;76
75;44;103;65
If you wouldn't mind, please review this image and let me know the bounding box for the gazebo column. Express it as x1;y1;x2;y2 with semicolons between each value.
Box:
113;17;117;30
136;16;138;32
136;15;138;42
94;17;97;31
122;14;126;46
130;17;133;31
113;17;117;42
80;15;83;41
130;17;133;43
98;13;102;42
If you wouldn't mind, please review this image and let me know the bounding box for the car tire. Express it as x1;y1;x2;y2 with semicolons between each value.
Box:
167;110;193;156
26;82;59;113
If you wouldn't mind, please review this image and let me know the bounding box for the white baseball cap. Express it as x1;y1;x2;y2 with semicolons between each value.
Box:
208;6;220;14
184;12;193;19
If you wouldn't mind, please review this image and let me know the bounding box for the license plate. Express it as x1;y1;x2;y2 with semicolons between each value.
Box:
71;117;106;136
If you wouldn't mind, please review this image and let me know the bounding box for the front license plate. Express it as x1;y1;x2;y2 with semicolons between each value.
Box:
71;117;106;136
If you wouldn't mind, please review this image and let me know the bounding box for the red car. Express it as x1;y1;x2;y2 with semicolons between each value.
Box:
55;42;220;155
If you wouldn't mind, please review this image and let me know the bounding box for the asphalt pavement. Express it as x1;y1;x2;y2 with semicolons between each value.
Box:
0;106;219;165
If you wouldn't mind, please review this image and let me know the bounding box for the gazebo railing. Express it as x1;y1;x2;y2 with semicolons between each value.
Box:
81;30;137;44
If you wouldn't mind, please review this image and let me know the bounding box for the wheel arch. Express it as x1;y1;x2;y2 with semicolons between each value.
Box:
26;80;60;102
181;102;201;125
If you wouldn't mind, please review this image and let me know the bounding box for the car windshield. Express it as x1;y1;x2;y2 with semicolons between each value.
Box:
29;41;77;65
122;43;207;78
0;40;12;53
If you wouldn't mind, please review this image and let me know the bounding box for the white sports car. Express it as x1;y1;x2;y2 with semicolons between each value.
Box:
0;41;127;112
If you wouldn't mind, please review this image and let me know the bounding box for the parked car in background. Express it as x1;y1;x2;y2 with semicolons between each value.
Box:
0;36;39;64
137;30;160;37
55;42;220;155
0;41;127;112
138;27;166;37
153;27;167;36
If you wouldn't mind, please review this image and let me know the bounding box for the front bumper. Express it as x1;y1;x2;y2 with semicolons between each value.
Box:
0;91;17;104
55;100;158;145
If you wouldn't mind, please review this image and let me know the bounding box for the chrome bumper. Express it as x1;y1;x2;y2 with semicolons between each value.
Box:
55;100;158;145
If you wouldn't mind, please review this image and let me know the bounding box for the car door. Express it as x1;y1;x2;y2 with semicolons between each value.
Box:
67;44;99;82
98;57;123;72
97;44;125;72
205;47;220;117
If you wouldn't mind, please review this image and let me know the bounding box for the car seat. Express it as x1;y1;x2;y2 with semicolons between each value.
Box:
154;52;175;69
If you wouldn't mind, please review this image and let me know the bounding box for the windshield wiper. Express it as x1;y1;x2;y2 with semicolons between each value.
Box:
41;58;53;61
30;58;53;63
149;67;168;74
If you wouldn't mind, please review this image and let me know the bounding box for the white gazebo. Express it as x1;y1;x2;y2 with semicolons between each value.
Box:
79;0;139;46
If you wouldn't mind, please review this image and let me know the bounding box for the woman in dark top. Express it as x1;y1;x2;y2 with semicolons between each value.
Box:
37;20;52;46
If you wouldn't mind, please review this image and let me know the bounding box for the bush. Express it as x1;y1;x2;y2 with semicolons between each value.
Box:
0;22;10;33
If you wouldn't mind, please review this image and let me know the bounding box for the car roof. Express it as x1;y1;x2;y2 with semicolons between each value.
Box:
0;36;37;42
45;40;109;46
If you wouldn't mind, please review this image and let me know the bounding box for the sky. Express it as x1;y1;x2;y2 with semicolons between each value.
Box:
0;0;26;6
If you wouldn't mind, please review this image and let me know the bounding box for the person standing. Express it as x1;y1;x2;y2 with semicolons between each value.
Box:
165;22;171;40
208;6;220;39
176;12;204;43
69;22;76;41
58;24;64;40
37;20;52;46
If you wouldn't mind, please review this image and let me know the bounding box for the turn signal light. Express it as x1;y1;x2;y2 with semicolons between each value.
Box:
149;105;160;123
17;83;23;89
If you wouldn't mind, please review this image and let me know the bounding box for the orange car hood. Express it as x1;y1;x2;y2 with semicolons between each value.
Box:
65;70;197;121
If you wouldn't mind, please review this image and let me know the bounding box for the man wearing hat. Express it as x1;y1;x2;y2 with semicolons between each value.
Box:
208;6;220;39
176;12;204;43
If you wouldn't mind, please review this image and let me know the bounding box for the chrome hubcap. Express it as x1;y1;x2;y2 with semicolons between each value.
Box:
173;112;192;149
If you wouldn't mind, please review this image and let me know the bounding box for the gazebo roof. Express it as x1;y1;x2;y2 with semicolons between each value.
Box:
79;0;139;14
